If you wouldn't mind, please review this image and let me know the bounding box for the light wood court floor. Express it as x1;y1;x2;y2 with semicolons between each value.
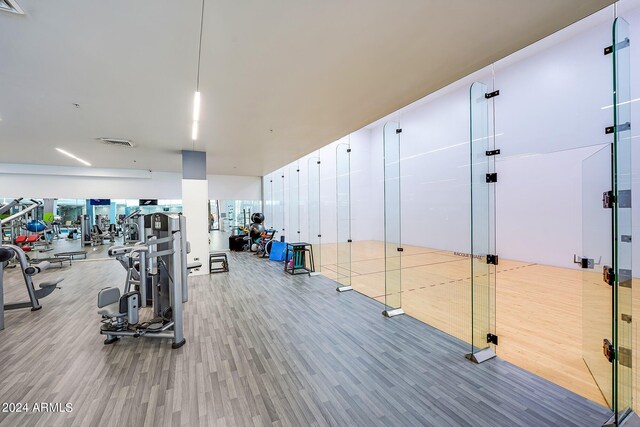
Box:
318;240;611;407
0;244;609;426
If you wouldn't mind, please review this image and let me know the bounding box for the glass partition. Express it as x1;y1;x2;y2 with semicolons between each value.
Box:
336;143;352;291
289;164;300;242
382;122;403;317
582;18;633;421
56;199;86;226
613;16;632;422
467;81;496;363
273;171;284;240
582;145;613;408
488;10;617;404
308;156;321;273
264;176;273;230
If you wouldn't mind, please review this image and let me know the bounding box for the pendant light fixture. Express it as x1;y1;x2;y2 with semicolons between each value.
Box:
192;0;205;144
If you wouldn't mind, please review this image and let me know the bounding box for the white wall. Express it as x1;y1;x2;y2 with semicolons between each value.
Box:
0;163;261;201
208;175;262;201
0;168;182;199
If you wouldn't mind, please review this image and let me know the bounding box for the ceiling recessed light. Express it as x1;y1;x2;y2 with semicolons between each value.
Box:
56;148;91;166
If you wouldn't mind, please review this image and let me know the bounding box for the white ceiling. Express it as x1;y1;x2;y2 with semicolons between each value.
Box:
0;0;614;176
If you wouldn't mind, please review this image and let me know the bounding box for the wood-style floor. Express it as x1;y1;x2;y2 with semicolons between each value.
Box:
0;240;609;426
318;240;616;407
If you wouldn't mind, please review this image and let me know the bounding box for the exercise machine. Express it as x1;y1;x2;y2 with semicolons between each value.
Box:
0;247;11;330
0;198;22;216
119;209;143;244
0;199;43;248
108;242;150;305
256;229;277;258
51;216;62;240
0;244;63;330
81;214;92;246
97;212;200;348
91;223;116;245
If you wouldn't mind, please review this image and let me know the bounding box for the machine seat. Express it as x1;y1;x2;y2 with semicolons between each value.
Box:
187;262;202;270
97;302;127;318
39;278;64;288
97;287;139;322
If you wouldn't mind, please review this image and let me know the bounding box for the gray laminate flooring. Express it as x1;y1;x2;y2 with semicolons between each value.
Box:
0;247;610;426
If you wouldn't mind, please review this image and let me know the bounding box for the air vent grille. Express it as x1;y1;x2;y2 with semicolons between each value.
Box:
0;0;24;14
98;138;134;148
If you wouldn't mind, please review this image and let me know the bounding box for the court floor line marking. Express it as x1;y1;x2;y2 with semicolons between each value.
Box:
357;263;542;297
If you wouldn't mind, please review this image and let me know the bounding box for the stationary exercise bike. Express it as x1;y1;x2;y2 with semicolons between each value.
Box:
255;229;277;258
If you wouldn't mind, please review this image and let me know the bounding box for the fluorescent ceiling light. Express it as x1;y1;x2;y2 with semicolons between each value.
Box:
55;148;91;166
193;91;201;121
191;121;199;140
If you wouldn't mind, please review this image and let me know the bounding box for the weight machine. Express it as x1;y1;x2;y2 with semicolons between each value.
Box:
0;244;63;330
97;213;200;348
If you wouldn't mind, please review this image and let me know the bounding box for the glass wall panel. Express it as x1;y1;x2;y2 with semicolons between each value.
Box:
383;122;402;316
483;9;621;404
289;163;300;242
468;81;496;362
273;171;284;240
209;199;262;251
582;145;613;408
387;84;472;345
210;199;220;231
264;176;273;230
308;156;321;272
336;143;352;290
56;199;86;226
613;16;632;421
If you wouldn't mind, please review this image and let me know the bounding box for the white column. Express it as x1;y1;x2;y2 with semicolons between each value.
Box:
181;151;209;276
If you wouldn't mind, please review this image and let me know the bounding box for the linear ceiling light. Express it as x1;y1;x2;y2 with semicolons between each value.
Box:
191;0;205;143
193;91;201;121
55;148;91;166
191;120;199;140
191;91;200;141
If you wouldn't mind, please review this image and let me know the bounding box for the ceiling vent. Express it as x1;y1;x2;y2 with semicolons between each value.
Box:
98;138;134;148
0;0;24;14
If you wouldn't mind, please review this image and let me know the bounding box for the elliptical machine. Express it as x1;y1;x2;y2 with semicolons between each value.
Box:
97;213;199;349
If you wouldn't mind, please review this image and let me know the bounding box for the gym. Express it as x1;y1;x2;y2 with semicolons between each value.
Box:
1;0;640;425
